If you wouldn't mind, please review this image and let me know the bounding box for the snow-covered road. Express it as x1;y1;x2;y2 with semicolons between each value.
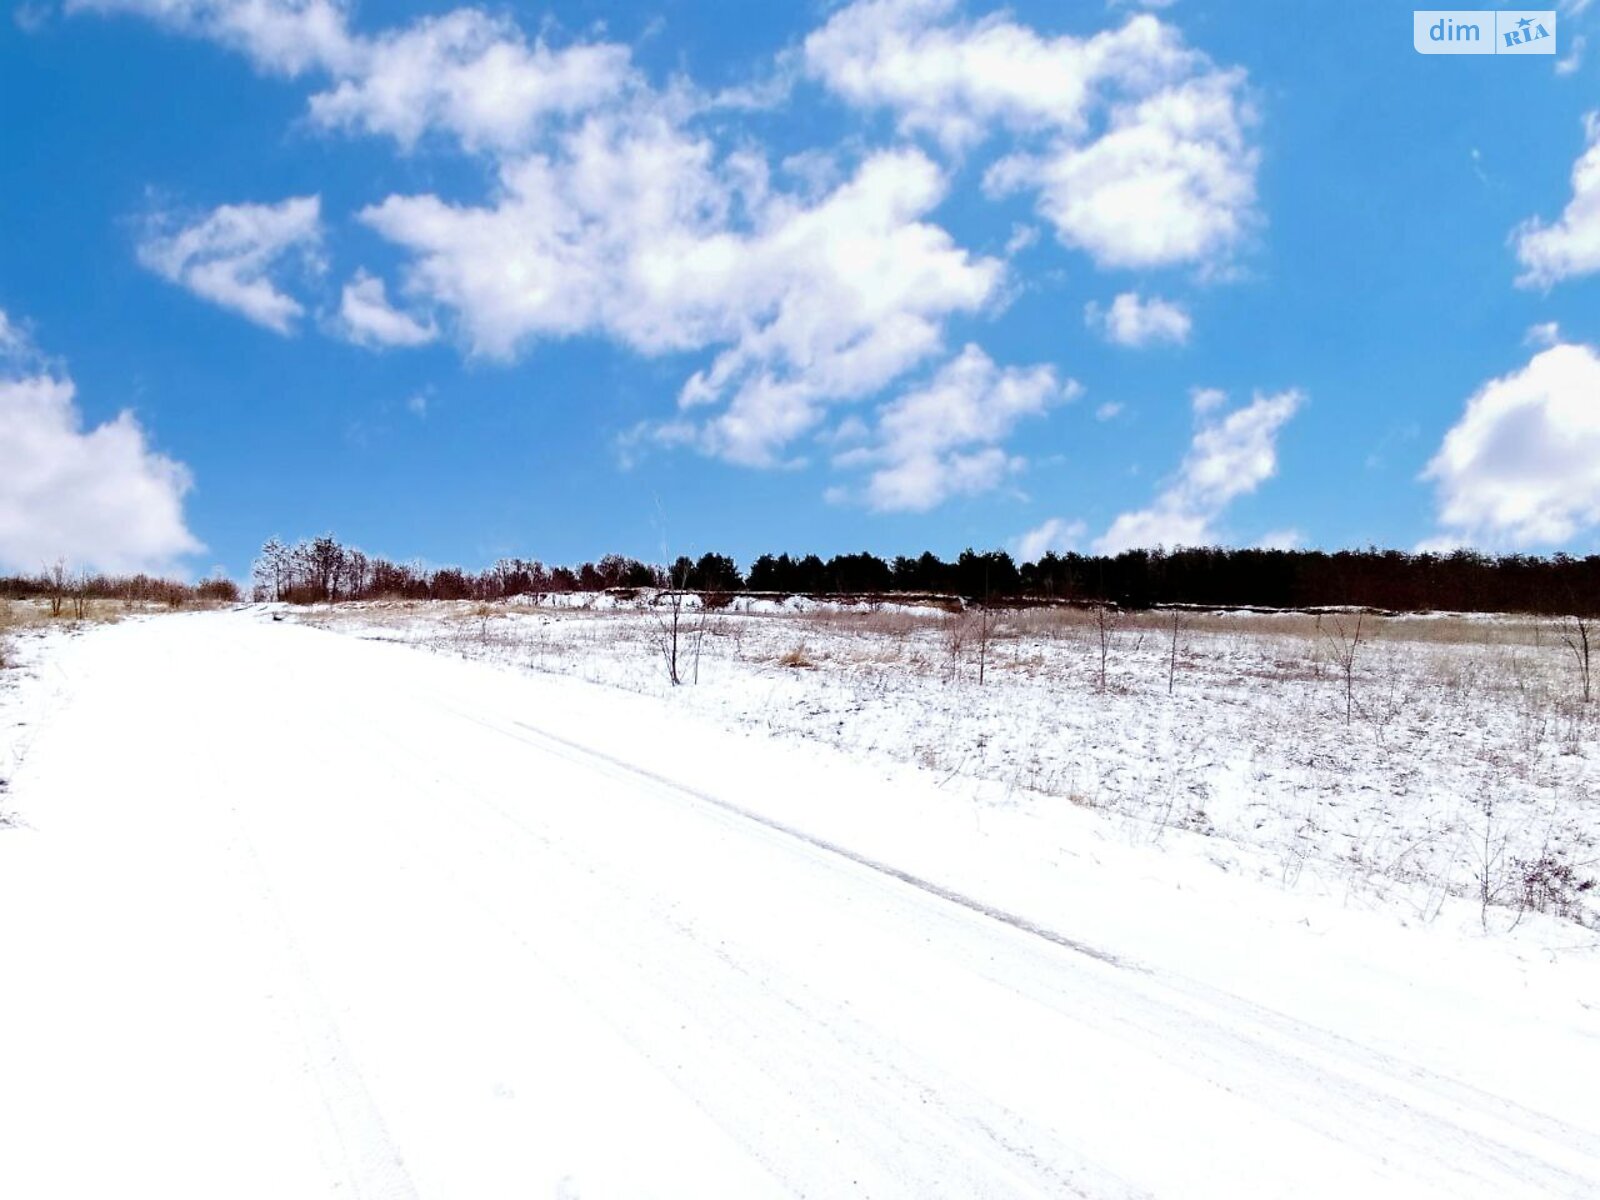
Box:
2;612;1598;1198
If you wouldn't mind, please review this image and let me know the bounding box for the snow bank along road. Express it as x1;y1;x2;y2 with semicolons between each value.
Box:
1;612;1598;1198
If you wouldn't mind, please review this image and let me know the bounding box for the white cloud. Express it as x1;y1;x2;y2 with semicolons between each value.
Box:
808;1;1258;272
1014;516;1086;561
1257;528;1302;550
678;151;1004;465
80;0;1247;479
806;1;1184;148
367;129;1002;465
306;9;635;153
337;270;436;348
1095;388;1301;552
0;310;200;575
72;2;632;154
1004;223;1040;255
1085;291;1191;347
66;0;358;76
1424;342;1600;547
834;344;1072;511
137;195;322;333
1525;321;1562;348
0;310;30;359
85;2;1001;461
1513;113;1600;288
985;71;1256;271
1095;401;1123;420
1190;385;1226;413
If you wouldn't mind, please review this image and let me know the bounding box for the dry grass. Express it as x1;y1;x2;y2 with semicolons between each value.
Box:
777;644;817;669
1;596;125;640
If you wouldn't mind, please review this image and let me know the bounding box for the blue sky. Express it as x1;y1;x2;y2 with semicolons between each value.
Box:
3;0;1600;578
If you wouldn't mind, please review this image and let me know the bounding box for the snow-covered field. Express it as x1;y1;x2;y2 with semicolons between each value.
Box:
303;594;1600;933
1;606;1598;1198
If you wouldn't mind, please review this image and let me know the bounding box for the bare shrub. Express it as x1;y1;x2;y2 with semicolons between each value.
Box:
1471;804;1514;930
1513;851;1597;922
942;612;970;684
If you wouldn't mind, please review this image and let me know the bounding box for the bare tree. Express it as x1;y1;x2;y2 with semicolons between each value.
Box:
1564;614;1593;704
974;574;997;689
651;559;693;686
45;559;68;618
340;548;370;601
1166;610;1184;697
1323;613;1366;725
1092;604;1120;693
976;603;991;686
304;535;346;603
691;601;711;685
942;611;969;684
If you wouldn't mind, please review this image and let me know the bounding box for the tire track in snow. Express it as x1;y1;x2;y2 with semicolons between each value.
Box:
429;704;1600;1197
222;797;424;1200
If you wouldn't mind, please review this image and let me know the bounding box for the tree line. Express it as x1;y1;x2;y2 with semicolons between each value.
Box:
252;536;1600;616
1;563;240;608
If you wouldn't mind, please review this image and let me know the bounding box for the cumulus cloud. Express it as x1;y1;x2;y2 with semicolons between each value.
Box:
337;270;436;348
1424;342;1600;547
1085;291;1191;347
831;344;1072;511
1095;387;1302;552
79;0;1254;482
306;9;635;153
1013;515;1086;561
82;1;1013;470
137;195;323;333
984;71;1256;271
73;1;635;154
0;309;201;575
367;131;1001;465
1514;113;1600;288
807;0;1258;272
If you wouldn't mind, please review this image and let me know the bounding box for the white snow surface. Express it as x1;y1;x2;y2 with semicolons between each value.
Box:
0;608;1598;1198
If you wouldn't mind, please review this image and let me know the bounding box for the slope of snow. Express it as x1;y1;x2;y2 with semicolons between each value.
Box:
0;610;1597;1198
